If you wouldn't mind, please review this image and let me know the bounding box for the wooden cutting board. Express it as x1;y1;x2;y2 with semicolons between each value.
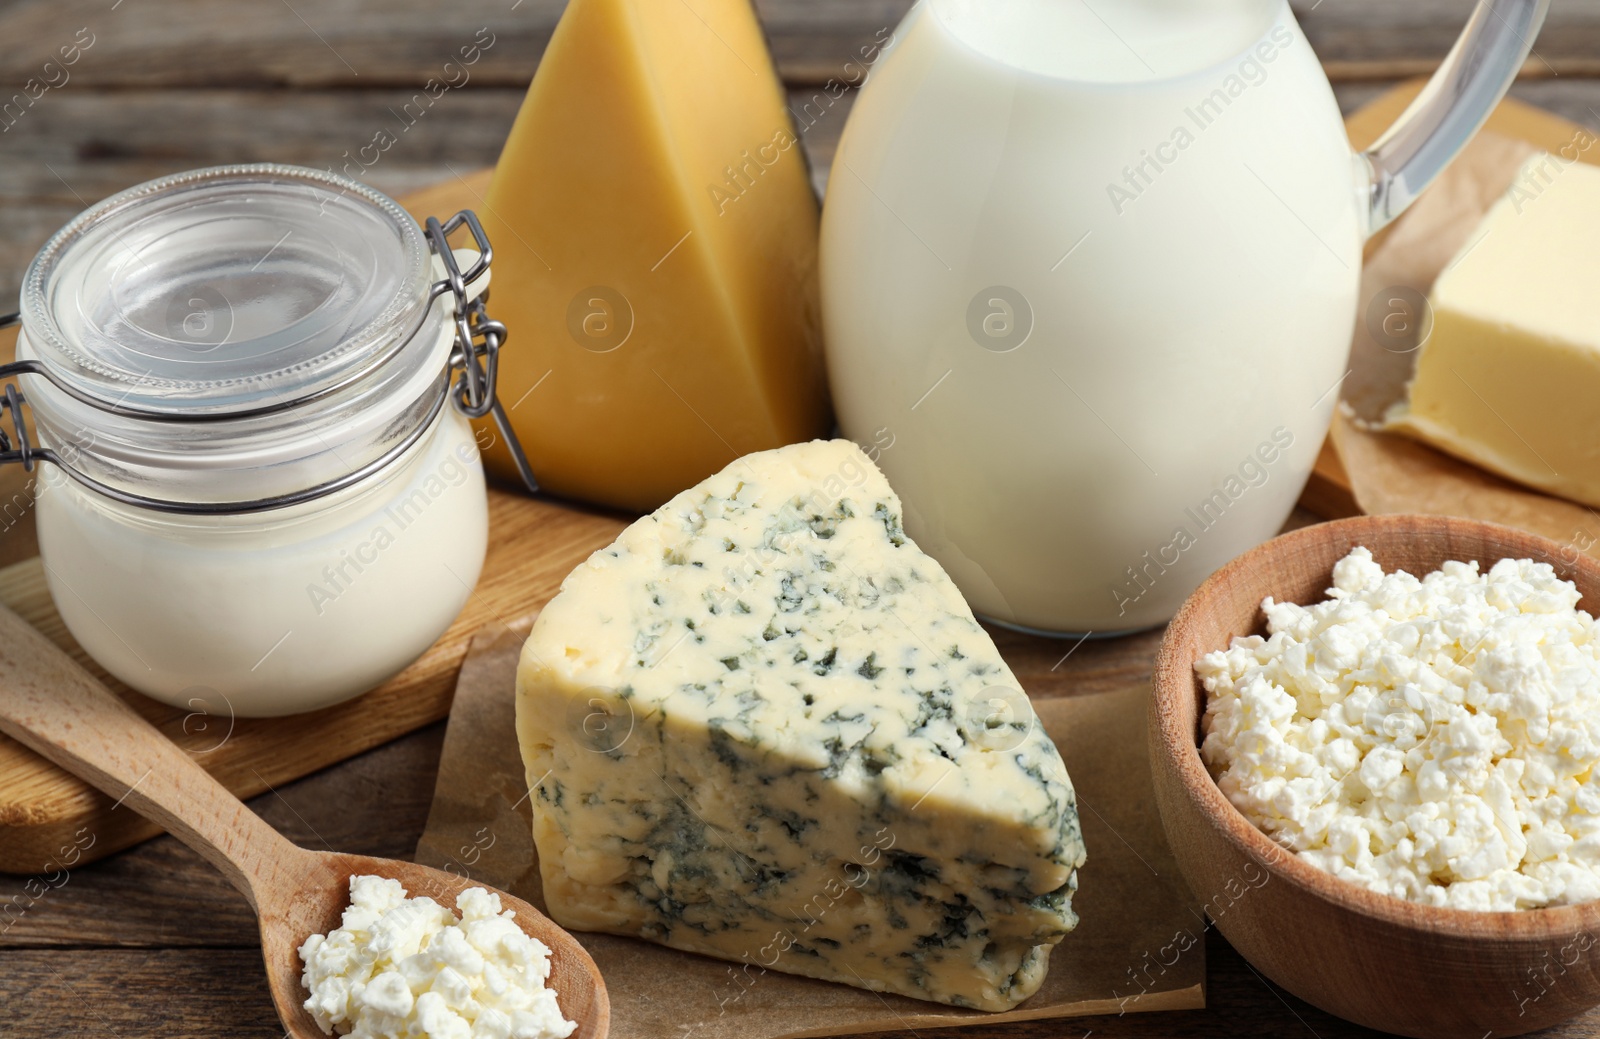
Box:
0;81;1583;874
1301;79;1600;520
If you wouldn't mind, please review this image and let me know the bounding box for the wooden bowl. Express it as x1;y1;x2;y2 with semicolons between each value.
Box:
1151;514;1600;1038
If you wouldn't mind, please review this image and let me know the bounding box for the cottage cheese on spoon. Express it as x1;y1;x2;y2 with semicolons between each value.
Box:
1200;547;1600;911
299;875;576;1039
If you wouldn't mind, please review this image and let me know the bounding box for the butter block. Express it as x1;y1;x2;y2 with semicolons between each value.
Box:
478;0;830;512
515;440;1085;1010
1384;154;1600;506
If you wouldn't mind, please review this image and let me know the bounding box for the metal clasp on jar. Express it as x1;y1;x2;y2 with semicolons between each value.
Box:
0;209;538;514
424;211;537;494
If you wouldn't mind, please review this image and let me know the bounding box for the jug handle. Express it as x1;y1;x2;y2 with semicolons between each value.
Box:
1359;0;1550;236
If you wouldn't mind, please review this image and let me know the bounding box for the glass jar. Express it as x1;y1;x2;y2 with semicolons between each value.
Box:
0;164;537;717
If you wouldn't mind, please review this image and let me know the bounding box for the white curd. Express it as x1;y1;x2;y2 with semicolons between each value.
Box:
1200;547;1600;911
300;875;576;1039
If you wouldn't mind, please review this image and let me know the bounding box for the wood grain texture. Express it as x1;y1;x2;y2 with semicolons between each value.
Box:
4;909;1598;1037
0;614;610;1039
0;928;1396;1039
0;724;444;949
0;0;1597;88
1151;515;1600;1038
6;688;1600;1038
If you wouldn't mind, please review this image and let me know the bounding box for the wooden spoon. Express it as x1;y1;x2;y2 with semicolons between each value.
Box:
0;603;608;1039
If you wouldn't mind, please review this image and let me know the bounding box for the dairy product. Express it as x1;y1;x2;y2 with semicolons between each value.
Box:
300;875;576;1039
478;0;830;512
37;407;486;717
822;0;1362;632
17;164;497;718
1384;153;1600;507
1200;547;1600;911
516;439;1084;1010
932;0;1285;81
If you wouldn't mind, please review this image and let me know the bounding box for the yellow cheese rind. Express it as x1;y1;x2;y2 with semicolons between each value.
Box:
477;0;829;511
515;440;1084;1010
1384;153;1600;506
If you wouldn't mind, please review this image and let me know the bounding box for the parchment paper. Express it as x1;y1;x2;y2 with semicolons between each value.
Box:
1331;130;1600;556
417;621;1205;1038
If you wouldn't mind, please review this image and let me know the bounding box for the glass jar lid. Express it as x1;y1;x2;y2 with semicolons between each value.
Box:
2;163;538;515
20;163;435;418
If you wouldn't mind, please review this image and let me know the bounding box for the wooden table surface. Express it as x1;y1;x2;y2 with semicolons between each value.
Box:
5;1;1600;1036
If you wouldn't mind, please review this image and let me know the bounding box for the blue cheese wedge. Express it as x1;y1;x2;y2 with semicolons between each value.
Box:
515;439;1085;1010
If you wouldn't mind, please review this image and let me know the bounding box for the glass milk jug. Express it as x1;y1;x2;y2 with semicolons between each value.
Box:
821;0;1548;634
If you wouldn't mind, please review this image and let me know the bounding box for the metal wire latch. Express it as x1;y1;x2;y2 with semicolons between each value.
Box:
425;210;539;495
0;377;37;474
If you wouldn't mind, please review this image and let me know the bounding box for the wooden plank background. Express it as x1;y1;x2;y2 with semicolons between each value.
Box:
1;0;1599;308
4;1;1600;1037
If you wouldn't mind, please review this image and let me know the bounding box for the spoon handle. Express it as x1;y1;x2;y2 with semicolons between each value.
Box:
0;602;298;908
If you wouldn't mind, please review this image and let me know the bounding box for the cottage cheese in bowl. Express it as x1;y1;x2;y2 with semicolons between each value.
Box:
1199;547;1600;911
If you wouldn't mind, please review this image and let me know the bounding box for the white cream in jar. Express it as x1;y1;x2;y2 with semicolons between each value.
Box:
7;164;528;717
35;407;487;717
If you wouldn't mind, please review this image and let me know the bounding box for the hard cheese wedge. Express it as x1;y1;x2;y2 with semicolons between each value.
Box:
1384;153;1600;506
516;440;1085;1010
478;0;830;512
